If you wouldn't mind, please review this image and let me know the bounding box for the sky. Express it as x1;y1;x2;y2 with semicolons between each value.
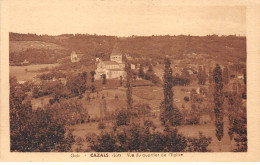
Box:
7;0;246;36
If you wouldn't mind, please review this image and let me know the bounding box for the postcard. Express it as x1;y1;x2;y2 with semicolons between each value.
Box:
0;0;259;162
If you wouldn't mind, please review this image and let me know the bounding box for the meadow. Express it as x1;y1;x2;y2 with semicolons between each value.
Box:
10;63;60;81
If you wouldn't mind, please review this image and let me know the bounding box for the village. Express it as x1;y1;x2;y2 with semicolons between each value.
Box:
10;39;246;152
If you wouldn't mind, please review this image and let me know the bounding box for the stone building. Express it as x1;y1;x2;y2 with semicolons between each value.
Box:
95;45;126;80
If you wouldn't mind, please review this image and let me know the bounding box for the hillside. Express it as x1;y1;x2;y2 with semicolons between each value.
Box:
9;33;246;67
118;35;246;65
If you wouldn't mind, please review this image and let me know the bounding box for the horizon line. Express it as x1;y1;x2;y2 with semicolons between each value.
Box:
9;32;246;38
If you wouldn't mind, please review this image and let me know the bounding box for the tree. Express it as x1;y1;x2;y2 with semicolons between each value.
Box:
202;66;207;85
47;98;89;125
133;104;151;121
227;84;247;152
213;64;224;145
208;67;213;85
119;76;123;86
10;77;74;152
232;107;247;152
186;132;212;152
227;92;236;141
142;64;162;85
90;71;96;82
32;86;40;98
102;74;106;85
138;64;145;79
133;71;138;80
66;72;87;97
145;64;154;80
150;74;162;86
173;73;190;86
126;62;133;112
116;110;129;126
223;66;229;85
160;57;181;126
88;120;212;152
98;95;108;127
90;84;96;93
197;66;203;85
197;66;206;85
82;71;87;82
52;82;71;103
161;57;174;126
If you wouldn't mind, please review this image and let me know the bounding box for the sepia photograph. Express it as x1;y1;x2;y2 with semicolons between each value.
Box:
1;0;260;162
7;2;248;153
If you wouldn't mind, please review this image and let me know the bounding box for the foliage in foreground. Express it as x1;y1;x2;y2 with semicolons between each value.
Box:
10;77;75;152
88;121;212;152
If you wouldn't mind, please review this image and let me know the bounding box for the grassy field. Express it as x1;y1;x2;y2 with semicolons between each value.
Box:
81;86;162;120
80;84;210;119
10;63;60;81
10;41;65;53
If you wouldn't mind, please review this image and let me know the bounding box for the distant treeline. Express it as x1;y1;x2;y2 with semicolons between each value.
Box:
9;32;246;66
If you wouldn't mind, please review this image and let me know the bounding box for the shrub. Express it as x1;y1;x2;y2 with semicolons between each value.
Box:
89;121;211;152
116;110;129;126
98;123;106;129
184;96;190;102
186;132;212;152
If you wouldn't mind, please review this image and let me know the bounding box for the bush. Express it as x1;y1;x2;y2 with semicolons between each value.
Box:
38;71;66;80
173;76;190;86
46;98;89;126
88;121;212;152
66;73;87;96
186;132;212;152
98;123;106;129
116;110;129;126
10;106;74;152
133;103;151;117
184;96;190;102
90;84;96;93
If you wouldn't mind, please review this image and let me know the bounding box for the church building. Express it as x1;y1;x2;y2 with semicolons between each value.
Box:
95;45;126;80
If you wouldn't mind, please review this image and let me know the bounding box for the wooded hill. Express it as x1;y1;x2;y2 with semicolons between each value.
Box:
9;32;246;66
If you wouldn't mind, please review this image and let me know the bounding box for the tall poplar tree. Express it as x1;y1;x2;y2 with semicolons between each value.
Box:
126;61;133;112
138;64;145;79
223;66;229;85
102;74;106;84
213;64;224;143
90;71;96;82
160;57;182;126
197;66;203;85
202;66;207;85
208;67;213;85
